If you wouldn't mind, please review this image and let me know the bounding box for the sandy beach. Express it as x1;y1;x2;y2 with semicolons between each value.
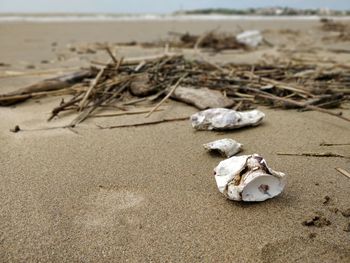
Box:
0;19;349;262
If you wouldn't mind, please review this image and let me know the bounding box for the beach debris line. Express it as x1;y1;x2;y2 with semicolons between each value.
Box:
117;30;255;51
1;53;350;127
214;154;287;202
191;108;265;130
320;18;350;42
203;138;243;158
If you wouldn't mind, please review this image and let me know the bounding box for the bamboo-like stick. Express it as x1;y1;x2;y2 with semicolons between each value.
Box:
145;73;188;118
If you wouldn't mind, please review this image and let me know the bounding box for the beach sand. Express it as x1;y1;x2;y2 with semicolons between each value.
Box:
0;20;349;262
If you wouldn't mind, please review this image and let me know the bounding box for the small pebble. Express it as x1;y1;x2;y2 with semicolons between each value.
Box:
344;223;350;232
341;208;350;218
323;195;330;204
10;125;21;133
308;233;317;239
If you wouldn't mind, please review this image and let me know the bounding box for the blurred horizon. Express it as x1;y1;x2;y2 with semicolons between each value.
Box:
0;0;349;14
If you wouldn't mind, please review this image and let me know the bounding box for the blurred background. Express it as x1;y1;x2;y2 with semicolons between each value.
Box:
0;0;349;14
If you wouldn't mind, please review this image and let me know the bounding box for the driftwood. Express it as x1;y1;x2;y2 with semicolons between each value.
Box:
0;70;93;106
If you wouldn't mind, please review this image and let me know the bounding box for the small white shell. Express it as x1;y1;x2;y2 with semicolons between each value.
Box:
203;138;243;158
214;154;287;202
191;108;265;130
236;30;263;48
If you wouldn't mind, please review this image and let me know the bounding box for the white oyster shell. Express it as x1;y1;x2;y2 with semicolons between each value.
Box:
191;108;265;130
214;154;286;202
236;30;263;48
203;138;243;158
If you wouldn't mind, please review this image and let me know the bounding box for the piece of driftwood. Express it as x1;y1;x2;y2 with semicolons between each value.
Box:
171;86;234;110
145;73;188;117
0;70;93;106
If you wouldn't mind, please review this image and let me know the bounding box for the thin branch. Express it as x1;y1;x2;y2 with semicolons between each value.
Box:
335;168;350;179
96;116;189;129
145;72;188;118
244;87;350;122
277;152;350;159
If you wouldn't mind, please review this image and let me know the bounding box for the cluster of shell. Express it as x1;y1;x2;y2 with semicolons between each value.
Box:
194;108;287;202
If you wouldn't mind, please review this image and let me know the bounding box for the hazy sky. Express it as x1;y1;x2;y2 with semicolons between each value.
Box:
0;0;349;13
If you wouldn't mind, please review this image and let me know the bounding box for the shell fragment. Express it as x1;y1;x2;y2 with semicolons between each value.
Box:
214;154;287;202
191;108;265;130
203;138;243;158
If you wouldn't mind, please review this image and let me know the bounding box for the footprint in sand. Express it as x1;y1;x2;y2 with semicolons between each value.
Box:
261;237;350;263
76;188;145;228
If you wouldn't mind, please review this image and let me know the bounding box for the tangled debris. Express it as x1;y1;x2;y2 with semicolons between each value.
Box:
68;30;262;53
142;31;248;51
320;18;350;42
1;51;350;128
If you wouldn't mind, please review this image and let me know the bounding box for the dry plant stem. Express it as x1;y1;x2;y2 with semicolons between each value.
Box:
145;72;188;118
78;66;106;110
90;108;164;118
247;88;350;122
194;29;215;51
242;71;313;97
97;116;189;129
14;125;76;133
0;67;80;78
335;168;350;179
320;142;350;146
134;61;146;72
233;101;243;111
277;152;350;159
105;47;118;64
48;96;82;121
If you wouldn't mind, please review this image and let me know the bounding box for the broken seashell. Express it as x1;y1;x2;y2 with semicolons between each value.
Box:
191;108;265;130
203;138;243;158
171;86;234;110
214;154;286;202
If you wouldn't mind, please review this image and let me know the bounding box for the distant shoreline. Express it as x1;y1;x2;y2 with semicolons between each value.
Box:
1;14;350;23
